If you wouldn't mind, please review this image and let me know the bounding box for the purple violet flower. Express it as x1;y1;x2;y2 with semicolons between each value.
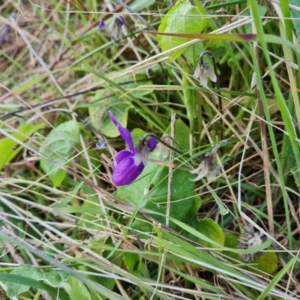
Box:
98;20;105;31
111;16;125;43
116;16;124;27
108;111;157;186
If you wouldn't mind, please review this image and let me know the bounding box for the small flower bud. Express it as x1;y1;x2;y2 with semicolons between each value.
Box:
190;138;231;182
190;153;220;182
111;16;125;43
238;224;267;262
97;20;105;31
157;134;173;159
116;16;124;27
96;141;107;149
193;61;217;87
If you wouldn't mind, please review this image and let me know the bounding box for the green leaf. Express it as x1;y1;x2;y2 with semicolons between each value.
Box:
157;0;208;59
1;273;69;300
89;92;130;138
118;159;196;232
223;232;239;260
254;250;279;275
78;195;105;230
6;265;43;297
65;277;92;300
117;120;197;233
289;0;300;43
123;252;146;277
97;239;123;295
257;256;296;300
6;265;69;297
43;270;69;287
39;121;81;187
193;218;225;248
183;195;202;223
183;42;205;67
131;128;148;145
120;73;153;98
5;265;68;296
182;70;197;131
88;73;152;137
0;123;45;170
166;118;191;151
53;181;84;209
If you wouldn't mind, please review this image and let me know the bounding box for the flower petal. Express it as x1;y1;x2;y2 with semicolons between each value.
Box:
204;62;217;82
147;137;157;152
190;160;206;174
116;16;124;27
193;64;201;79
191;168;208;181
114;149;133;165
112;156;144;186
98;20;105;31
206;170;219;181
199;66;208;87
134;137;157;166
108;111;135;153
111;16;124;42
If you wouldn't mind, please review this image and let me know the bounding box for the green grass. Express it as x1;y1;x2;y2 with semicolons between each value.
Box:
0;0;300;299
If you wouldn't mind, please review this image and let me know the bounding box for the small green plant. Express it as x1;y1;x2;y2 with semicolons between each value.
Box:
0;0;299;299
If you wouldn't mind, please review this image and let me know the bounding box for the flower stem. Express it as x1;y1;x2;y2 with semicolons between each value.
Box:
200;50;223;140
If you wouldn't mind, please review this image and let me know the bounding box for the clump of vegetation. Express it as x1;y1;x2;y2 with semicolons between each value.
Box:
1;0;300;299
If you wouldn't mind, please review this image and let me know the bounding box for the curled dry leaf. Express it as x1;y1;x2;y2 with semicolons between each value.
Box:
238;224;267;262
190;153;220;182
193;61;217;87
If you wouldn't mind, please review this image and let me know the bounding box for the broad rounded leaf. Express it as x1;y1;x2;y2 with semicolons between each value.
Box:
194;218;225;248
158;0;208;59
7;265;43;297
43;270;69;287
223;232;239;260
89;93;130;138
65;277;91;300
117;122;197;233
39;121;80;187
88;73;152;138
254;250;279;275
0;123;45;170
166;111;191;150
78;195;106;230
124;252;146;276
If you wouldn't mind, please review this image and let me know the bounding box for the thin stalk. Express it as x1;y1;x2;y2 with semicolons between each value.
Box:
200;50;223;140
248;0;297;248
